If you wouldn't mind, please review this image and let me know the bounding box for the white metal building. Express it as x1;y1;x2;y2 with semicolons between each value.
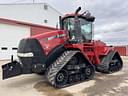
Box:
0;3;62;27
0;23;30;60
0;18;57;60
0;3;61;60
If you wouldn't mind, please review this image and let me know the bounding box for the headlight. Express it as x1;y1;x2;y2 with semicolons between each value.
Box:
17;52;34;57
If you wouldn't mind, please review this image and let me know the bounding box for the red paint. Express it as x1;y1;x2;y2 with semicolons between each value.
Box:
31;30;67;55
31;26;57;36
31;30;113;65
65;40;112;64
126;46;128;56
114;46;127;56
0;18;57;35
1;18;123;65
0;18;56;29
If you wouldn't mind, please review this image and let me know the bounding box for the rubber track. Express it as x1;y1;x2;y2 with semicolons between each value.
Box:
97;51;122;73
45;50;79;87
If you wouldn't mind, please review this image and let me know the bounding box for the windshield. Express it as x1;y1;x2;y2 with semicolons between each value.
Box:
80;19;92;41
63;17;92;41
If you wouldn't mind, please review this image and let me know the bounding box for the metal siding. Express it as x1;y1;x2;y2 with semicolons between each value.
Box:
0;4;62;27
0;23;30;60
114;46;126;56
126;46;128;56
31;26;57;36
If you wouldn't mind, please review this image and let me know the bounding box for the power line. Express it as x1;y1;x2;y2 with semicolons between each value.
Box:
12;0;35;3
13;0;28;3
33;0;35;3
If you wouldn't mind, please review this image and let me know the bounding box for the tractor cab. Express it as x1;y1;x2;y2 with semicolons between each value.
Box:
60;7;95;43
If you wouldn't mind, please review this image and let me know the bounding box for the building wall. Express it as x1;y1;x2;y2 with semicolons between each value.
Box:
0;3;62;27
31;26;57;36
0;18;58;60
126;46;128;56
0;23;30;60
114;46;127;56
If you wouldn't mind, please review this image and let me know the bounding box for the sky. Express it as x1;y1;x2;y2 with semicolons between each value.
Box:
0;0;128;45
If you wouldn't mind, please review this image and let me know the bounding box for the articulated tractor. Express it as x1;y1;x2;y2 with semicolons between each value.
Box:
2;7;123;88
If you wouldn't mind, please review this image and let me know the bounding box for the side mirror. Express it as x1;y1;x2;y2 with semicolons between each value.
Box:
59;16;62;29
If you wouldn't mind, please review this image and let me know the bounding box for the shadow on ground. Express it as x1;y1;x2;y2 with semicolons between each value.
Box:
34;64;128;96
34;81;73;96
81;64;128;96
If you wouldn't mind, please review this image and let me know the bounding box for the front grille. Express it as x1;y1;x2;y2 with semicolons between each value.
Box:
17;38;46;73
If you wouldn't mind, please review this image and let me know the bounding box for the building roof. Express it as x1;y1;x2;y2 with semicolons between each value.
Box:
0;18;57;30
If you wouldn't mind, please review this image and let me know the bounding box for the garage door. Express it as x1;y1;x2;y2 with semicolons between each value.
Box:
0;23;30;60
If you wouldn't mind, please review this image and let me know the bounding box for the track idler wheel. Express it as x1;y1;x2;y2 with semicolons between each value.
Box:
84;64;95;80
55;69;68;88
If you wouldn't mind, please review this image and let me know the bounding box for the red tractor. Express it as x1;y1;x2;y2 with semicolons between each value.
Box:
2;7;123;88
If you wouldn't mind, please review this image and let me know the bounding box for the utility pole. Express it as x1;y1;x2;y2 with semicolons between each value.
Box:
33;0;35;4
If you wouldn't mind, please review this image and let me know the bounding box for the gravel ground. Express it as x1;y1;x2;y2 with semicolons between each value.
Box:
0;57;128;96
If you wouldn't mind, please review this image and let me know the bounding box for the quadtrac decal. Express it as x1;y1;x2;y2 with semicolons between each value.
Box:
47;34;66;41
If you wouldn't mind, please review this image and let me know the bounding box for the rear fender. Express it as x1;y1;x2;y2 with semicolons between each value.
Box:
45;44;66;68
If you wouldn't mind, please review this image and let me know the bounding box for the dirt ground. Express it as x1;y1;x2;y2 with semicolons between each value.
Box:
0;57;128;96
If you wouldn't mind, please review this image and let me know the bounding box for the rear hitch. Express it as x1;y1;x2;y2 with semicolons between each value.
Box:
2;55;22;79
